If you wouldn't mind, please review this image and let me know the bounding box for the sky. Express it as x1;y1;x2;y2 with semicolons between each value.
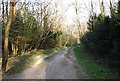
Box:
62;0;118;24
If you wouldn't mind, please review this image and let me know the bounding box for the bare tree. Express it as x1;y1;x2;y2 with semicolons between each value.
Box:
100;0;105;19
5;0;9;19
109;0;114;16
74;0;82;43
2;0;5;27
118;0;120;13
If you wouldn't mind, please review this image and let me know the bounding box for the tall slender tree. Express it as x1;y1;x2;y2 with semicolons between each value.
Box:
2;0;5;27
2;0;16;74
100;0;105;19
118;0;120;13
74;0;81;42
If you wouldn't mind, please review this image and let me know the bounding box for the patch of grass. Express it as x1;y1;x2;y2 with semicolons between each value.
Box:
73;45;118;79
44;55;54;61
6;54;35;74
65;46;73;57
52;46;66;51
38;46;66;55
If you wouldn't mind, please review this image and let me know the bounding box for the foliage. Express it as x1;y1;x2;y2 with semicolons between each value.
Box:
81;12;120;55
9;13;39;52
80;5;120;74
8;12;64;54
40;31;62;48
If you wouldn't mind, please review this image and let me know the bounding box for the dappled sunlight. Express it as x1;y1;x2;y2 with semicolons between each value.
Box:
69;55;76;61
34;59;43;66
65;54;76;64
61;49;74;64
35;55;42;60
34;55;44;67
66;58;74;64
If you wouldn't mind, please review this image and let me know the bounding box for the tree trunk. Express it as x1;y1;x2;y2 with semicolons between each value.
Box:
6;1;9;19
12;44;18;55
109;0;113;17
118;1;120;13
2;1;15;74
2;0;5;27
100;1;105;19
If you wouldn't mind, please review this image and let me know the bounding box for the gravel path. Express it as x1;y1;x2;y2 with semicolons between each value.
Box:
3;48;87;79
45;48;78;79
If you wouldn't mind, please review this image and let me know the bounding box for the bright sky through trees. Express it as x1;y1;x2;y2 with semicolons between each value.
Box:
0;0;119;24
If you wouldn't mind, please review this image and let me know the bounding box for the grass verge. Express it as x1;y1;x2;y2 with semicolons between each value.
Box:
73;45;118;79
65;46;73;57
36;46;66;55
44;55;54;61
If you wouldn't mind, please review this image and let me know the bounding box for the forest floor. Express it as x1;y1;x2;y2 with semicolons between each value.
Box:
3;48;88;79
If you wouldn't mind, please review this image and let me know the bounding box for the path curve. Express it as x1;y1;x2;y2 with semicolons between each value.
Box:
3;48;81;79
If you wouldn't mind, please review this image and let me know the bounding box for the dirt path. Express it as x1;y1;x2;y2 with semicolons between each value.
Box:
45;48;78;79
3;48;88;79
